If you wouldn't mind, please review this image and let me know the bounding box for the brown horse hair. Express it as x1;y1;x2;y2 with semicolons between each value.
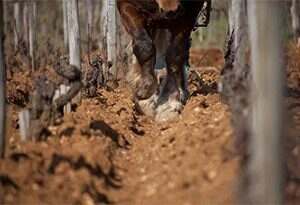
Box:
155;0;180;11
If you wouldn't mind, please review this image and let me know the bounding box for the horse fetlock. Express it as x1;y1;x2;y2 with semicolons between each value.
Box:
179;87;189;104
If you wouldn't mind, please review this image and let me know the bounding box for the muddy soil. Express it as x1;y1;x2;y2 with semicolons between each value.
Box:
1;47;300;205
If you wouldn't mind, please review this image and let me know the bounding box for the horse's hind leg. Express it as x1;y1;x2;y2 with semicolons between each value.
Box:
118;2;157;100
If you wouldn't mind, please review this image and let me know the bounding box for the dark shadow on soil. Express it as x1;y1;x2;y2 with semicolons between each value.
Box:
0;175;19;190
9;152;30;162
89;120;130;148
47;153;121;189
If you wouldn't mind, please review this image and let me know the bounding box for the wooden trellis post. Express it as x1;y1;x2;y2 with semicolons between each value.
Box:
99;0;107;52
67;0;81;106
246;0;284;204
86;0;94;40
107;0;117;80
29;1;37;71
19;110;30;141
23;2;29;51
13;2;21;51
63;0;69;50
0;0;6;158
291;0;300;46
3;1;7;33
67;0;81;70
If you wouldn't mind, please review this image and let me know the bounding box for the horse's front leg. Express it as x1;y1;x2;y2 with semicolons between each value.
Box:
155;32;190;121
118;2;157;100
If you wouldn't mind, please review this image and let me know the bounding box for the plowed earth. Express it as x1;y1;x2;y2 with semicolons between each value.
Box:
1;46;300;205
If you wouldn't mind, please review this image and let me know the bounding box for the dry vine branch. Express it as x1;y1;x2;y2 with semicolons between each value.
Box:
28;57;82;139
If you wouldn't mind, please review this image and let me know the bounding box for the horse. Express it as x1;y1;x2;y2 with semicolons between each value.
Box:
117;0;211;121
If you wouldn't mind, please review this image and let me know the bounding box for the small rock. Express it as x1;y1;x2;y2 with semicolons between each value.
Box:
167;181;176;189
204;170;217;182
146;185;157;196
82;193;95;205
9;137;15;144
140;168;146;174
41;142;48;148
140;175;148;182
296;186;300;198
292;146;300;156
32;183;39;191
286;182;297;195
48;126;58;135
193;107;201;113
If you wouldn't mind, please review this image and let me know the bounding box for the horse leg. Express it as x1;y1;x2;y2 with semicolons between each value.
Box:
155;32;190;121
118;2;157;101
137;28;174;116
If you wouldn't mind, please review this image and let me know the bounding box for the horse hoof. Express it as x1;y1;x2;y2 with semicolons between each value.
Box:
155;99;183;122
135;74;158;100
135;94;158;117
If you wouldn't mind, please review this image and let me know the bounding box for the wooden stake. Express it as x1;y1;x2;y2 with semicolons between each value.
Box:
19;110;30;141
67;0;82;103
63;0;69;51
107;0;117;80
29;1;37;71
0;0;6;158
13;2;21;51
247;1;284;204
60;84;71;113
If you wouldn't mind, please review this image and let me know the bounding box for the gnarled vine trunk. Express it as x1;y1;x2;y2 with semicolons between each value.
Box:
220;0;250;151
